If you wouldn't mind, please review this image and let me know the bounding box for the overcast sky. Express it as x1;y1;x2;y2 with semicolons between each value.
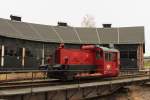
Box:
0;0;150;56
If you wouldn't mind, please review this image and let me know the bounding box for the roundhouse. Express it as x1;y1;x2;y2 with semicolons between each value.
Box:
0;17;145;70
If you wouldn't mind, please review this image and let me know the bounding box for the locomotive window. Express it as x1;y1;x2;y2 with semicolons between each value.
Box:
112;53;117;61
96;50;101;59
105;52;114;61
105;53;109;61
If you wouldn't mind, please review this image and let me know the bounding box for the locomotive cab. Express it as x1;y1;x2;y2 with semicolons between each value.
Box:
95;46;119;77
92;46;119;77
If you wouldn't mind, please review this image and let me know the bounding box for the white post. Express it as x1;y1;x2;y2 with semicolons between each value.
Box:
42;44;45;66
1;45;4;67
117;28;120;44
22;47;25;67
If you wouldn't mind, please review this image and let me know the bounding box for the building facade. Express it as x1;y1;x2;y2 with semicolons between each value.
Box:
0;18;145;70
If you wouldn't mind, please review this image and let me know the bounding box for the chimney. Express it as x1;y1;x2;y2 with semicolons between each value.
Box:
10;15;21;21
58;22;68;26
102;24;111;28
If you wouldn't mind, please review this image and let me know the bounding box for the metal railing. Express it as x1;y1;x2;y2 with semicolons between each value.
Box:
0;68;150;82
0;69;48;82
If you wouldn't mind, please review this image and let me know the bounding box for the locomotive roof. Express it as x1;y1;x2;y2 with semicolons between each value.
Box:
99;46;119;52
0;18;145;44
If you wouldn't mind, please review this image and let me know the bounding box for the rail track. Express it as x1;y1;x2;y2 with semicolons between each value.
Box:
0;79;61;90
0;72;149;90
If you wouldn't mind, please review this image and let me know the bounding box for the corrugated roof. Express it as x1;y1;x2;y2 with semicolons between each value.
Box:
0;18;145;44
97;28;118;44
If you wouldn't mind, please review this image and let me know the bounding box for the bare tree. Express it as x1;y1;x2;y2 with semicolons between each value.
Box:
81;14;96;27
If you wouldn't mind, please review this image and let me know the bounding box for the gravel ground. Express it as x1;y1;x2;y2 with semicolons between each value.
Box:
93;85;150;100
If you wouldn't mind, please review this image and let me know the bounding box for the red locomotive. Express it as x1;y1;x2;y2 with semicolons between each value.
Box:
48;44;120;80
